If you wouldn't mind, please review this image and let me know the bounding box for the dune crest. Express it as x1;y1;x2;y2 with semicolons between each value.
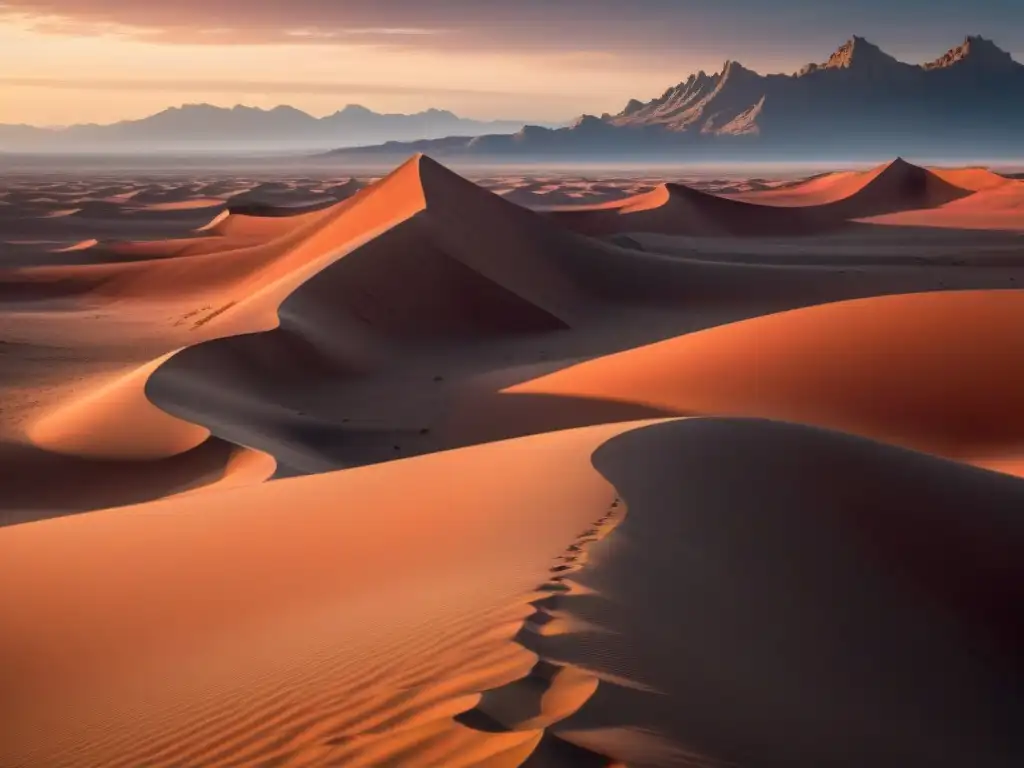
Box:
0;421;640;767
14;154;592;490
548;158;982;237
1;154;1023;767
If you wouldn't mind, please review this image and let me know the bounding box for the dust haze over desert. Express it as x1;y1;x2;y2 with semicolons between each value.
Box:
2;2;1024;767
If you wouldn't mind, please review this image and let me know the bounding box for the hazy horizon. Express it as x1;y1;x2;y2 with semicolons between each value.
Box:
2;0;1024;127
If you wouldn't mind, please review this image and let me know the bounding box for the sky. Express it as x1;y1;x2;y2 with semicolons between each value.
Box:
1;0;1023;126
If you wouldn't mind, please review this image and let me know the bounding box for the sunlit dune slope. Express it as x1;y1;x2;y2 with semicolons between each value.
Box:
0;422;632;768
507;290;1024;472
863;177;1024;231
548;159;976;236
2;156;1021;512
2;418;1021;767
18;155;600;463
2;152;1024;768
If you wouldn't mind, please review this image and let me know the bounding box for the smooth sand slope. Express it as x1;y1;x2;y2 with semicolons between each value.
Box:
1;154;629;519
2;419;1021;767
0;423;630;767
863;176;1024;231
1;154;1023;766
23;156;596;459
139;159;1021;479
727;161;1007;205
506;290;1024;474
10;154;1014;501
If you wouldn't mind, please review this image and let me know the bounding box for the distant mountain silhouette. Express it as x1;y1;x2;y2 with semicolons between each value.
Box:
327;35;1024;161
0;104;562;153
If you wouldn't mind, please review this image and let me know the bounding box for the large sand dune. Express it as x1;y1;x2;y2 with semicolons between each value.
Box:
504;290;1024;473
547;158;979;237
1;154;1022;766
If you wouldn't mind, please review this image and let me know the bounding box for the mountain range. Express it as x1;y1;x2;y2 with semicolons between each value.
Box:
0;104;562;154
326;35;1024;162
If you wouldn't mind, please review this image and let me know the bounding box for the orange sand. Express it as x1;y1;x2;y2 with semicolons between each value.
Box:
0;155;1022;767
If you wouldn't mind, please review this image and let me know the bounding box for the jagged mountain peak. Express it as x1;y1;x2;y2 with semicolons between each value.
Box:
621;99;646;116
801;35;902;73
721;59;755;76
569;114;609;130
924;35;1017;70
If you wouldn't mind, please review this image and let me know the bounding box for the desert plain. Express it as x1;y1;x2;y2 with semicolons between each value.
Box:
1;155;1023;767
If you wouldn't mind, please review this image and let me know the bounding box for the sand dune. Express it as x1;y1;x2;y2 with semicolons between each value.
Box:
930;167;1017;191
555;419;1023;766
0;438;275;528
139;161;1022;477
863;177;1024;231
3;419;1020;767
7;156;598;490
506;290;1024;473
547;179;832;237
69;157;1017;482
52;238;99;252
1;155;1022;767
27;351;212;460
140;198;227;212
730;159;985;206
0;422;632;767
549;159;979;237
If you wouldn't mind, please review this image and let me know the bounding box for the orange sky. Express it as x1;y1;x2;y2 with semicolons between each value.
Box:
0;15;709;125
1;1;1021;126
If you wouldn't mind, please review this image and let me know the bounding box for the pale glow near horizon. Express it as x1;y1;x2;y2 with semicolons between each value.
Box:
0;19;729;126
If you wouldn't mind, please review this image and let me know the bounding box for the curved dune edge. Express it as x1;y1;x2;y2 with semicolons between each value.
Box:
164;441;280;500
141;199;227;212
0;419;645;768
32;154;1016;493
506;289;1024;476
20;156;430;469
2;417;1021;767
546;158;979;237
25;351;211;461
193;208;231;232
22;352;279;504
74;152;598;475
51;238;99;253
860;178;1024;231
930;167;1018;192
730;162;1011;206
563;418;1023;766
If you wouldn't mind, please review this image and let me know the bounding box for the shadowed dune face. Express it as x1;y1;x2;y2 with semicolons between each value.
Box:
555;419;1024;767
3;154;1020;519
862;178;1024;231
0;438;272;528
2;418;1021;767
1;154;1024;767
139;160;1024;479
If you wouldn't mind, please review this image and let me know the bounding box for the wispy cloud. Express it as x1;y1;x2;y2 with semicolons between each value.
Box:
0;1;1020;65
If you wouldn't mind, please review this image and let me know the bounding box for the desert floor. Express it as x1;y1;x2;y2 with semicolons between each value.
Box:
1;155;1022;767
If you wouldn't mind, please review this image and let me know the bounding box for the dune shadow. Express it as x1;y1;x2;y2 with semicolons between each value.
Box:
0;437;253;526
532;418;1024;767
